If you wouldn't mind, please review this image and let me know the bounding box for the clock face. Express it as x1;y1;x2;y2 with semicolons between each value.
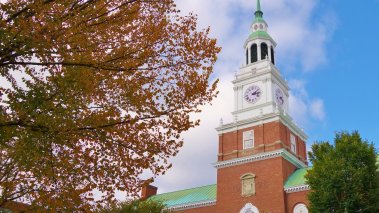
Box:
244;85;262;103
275;88;285;106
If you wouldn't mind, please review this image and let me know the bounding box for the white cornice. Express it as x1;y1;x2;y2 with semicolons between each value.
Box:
278;112;308;141
236;61;288;91
284;185;310;193
216;112;279;132
165;200;216;211
231;102;275;115
216;112;308;141
213;149;307;169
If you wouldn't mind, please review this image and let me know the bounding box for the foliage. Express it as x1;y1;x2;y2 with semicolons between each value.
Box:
0;0;220;211
97;199;169;213
306;131;379;213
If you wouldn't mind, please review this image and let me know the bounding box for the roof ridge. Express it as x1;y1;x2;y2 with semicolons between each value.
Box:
153;184;216;197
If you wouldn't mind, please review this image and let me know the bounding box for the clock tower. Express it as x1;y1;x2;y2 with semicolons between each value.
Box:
214;0;309;212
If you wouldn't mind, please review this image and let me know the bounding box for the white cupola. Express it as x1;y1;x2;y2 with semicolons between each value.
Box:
244;0;276;66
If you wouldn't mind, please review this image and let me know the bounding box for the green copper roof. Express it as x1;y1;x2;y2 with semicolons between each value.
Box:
150;184;216;208
248;30;273;41
284;168;310;188
253;17;266;24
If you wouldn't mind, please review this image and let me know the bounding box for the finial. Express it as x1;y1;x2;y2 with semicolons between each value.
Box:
257;0;261;12
255;0;263;18
219;118;224;126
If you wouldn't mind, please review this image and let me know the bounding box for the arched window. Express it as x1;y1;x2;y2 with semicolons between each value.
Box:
250;44;258;63
261;43;268;60
241;173;256;196
246;48;249;65
293;203;308;213
271;46;275;64
240;203;259;213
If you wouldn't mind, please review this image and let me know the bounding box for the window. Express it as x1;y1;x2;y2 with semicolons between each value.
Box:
261;43;268;60
290;134;297;153
241;174;256;196
243;130;254;149
250;44;258;63
293;203;308;213
240;203;259;213
271;46;275;64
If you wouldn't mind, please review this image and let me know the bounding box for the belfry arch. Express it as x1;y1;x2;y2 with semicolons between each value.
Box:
260;42;268;60
251;44;258;63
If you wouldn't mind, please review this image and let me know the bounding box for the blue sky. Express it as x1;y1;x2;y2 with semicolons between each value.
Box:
300;0;379;145
142;0;379;196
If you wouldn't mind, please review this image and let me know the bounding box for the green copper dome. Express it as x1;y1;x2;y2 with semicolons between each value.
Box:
245;0;276;45
248;30;273;41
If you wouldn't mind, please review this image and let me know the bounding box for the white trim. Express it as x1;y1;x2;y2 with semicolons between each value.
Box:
165;200;216;211
290;133;297;153
213;149;307;169
243;130;254;149
284;184;310;193
232;102;275;115
293;203;309;213
237;62;287;91
240;203;259;213
216;112;308;141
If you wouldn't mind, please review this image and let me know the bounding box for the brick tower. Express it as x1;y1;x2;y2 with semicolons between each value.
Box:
214;0;308;212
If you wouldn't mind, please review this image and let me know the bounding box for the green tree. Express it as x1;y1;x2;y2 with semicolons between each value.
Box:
0;0;220;211
306;132;379;213
96;199;169;213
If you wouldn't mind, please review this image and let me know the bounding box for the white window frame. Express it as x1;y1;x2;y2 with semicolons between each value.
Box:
240;203;259;213
290;134;297;153
293;203;308;213
243;130;254;149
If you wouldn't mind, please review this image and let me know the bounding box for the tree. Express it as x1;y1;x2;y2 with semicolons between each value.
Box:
96;199;168;213
306;132;379;213
0;0;220;211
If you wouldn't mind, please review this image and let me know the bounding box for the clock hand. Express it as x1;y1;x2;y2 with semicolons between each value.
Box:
252;90;260;96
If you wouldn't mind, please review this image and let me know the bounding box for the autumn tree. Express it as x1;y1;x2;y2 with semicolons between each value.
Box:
0;0;220;211
306;132;379;213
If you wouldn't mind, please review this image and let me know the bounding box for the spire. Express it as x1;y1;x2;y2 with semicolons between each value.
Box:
257;0;261;11
255;0;263;18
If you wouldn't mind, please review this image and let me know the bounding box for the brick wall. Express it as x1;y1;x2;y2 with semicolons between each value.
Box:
285;191;309;212
218;120;307;163
215;157;299;213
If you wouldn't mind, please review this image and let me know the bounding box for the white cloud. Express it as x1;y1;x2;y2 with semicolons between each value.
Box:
288;79;326;128
310;99;325;121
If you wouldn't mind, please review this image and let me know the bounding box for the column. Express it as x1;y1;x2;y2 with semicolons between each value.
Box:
257;41;261;61
268;45;272;62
